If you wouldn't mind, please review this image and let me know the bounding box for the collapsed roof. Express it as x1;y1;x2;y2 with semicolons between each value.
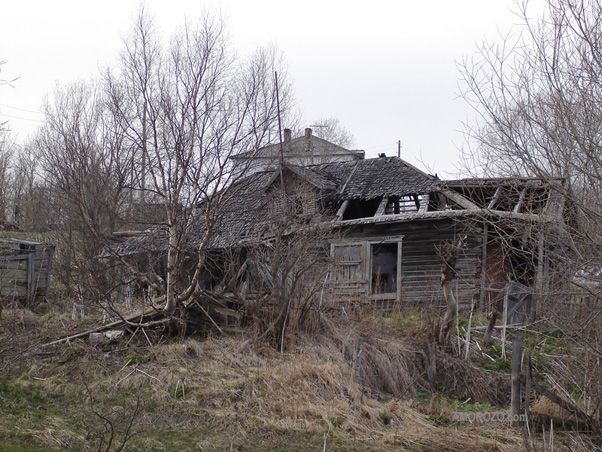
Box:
107;157;568;256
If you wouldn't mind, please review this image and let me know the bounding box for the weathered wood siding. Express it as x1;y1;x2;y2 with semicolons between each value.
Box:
397;220;481;308
329;219;483;310
0;239;54;304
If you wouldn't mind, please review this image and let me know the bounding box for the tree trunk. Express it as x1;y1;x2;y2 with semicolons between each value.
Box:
439;280;457;345
164;223;179;313
438;244;460;345
482;309;499;347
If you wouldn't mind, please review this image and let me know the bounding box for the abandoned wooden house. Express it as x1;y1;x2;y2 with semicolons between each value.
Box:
0;238;54;305
110;147;569;314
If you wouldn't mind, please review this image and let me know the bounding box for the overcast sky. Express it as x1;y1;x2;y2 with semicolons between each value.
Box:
0;1;542;176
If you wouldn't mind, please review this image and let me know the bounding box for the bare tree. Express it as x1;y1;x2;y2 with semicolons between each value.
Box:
308;116;356;148
243;178;335;350
458;0;602;294
0;60;15;222
0;134;13;223
459;0;602;430
0;59;18;90
33;7;293;319
31;79;135;304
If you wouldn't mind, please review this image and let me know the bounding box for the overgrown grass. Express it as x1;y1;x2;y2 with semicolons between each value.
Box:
0;307;566;451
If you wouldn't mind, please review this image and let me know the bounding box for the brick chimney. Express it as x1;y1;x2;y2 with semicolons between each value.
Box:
305;127;312;153
283;128;292;153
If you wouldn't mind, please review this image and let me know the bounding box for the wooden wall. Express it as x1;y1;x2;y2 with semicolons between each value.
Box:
330;218;484;310
0;239;54;305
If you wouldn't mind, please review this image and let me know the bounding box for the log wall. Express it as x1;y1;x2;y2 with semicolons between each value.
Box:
0;239;54;305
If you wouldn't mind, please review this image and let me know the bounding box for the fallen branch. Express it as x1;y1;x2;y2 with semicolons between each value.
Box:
520;374;592;430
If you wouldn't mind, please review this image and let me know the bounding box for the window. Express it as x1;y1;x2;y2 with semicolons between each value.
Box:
369;238;402;301
371;242;398;294
330;238;403;303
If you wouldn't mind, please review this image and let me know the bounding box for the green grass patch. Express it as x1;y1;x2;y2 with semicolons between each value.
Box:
329;415;347;428
427;414;452;426
124;354;153;366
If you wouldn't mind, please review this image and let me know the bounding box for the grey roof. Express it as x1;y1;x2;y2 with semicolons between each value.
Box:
232;134;364;161
110;157;441;255
445;177;564;187
111;157;565;256
318;157;439;200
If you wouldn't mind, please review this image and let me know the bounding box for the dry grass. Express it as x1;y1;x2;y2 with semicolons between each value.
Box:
96;321;523;451
0;307;592;451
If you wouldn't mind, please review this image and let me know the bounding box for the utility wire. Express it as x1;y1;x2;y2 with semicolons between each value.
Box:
0;112;44;122
0;103;44;115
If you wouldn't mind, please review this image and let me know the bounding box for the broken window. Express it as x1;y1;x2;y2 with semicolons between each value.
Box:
382;195;422;215
488;185;523;211
519;187;548;214
330;239;403;303
370;241;401;298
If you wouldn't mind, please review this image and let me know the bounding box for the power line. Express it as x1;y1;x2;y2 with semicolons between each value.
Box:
0;112;44;123
365;142;398;151
0;103;44;115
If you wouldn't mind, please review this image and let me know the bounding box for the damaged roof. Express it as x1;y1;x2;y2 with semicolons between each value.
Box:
109;157;440;255
319;157;439;200
108;156;566;256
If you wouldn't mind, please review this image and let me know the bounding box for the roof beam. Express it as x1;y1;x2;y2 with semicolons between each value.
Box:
440;189;481;211
487;186;501;210
513;187;527;213
336;200;349;220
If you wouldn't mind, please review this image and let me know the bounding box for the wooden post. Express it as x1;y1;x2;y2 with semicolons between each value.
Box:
510;284;527;427
501;288;509;360
533;234;544;323
525;351;532;425
26;253;34;305
511;323;524;426
464;298;476;359
479;224;488;311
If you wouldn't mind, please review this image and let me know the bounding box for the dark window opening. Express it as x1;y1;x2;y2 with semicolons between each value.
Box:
371;242;398;294
342;197;383;220
428;192;446;211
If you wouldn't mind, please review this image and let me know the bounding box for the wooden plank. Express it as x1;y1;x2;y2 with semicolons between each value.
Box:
0;269;29;279
26;253;34;304
1;287;28;297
